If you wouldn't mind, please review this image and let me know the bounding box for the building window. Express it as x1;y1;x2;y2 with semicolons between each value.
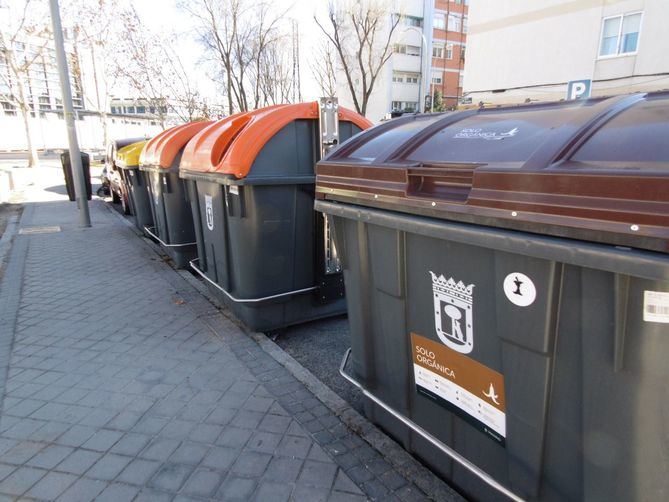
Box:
599;12;642;57
431;72;443;84
445;43;454;60
463;16;468;33
432;44;444;58
461;44;466;60
459;73;464;88
448;14;461;32
434;15;445;30
392;72;404;83
126;106;135;113
402;15;423;28
393;44;406;54
406;45;421;57
406;73;419;84
136;106;146;114
391;101;418;112
1;100;17;116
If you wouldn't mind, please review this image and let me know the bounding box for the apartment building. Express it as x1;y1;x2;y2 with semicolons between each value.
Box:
337;0;469;122
463;0;669;105
430;0;468;108
0;35;161;152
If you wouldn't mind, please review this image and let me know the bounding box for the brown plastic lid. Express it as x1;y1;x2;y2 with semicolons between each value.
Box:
317;92;669;252
140;121;213;168
179;102;373;178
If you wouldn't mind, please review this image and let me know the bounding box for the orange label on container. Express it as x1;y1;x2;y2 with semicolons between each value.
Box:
411;332;506;444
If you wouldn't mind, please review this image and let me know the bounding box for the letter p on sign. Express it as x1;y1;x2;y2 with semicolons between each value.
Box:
567;79;592;100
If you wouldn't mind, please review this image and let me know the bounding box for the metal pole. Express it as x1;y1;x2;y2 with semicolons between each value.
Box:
49;0;91;227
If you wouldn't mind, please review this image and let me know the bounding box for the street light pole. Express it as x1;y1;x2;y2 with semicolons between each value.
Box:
48;0;91;227
402;26;429;113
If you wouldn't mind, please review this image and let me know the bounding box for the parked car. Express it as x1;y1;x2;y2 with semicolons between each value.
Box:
104;137;145;214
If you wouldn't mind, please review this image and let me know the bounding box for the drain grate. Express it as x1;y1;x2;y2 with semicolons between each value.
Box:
19;226;61;235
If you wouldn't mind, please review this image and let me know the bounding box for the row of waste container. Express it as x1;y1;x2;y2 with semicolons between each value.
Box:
108;94;668;502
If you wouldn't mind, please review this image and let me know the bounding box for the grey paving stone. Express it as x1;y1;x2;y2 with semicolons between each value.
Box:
55;424;97;447
0;466;46;496
95;482;140;502
277;435;313;459
26;444;74;469
262;456;303;483
30;420;71;442
140;438;181;461
253;481;293;502
201;445;239;470
231;450;272;477
80;429;122;452
217;426;252;449
56;477;107;502
290;483;330;502
181;467;224;498
257;414;292;435
117;458;161;486
297;460;338;489
187;423;222;444
1;441;45;465
217;475;257;501
106;411;143;431
149;463;193;492
328;490;368;502
169;441;208;465
109;432;152;456
84;452;132;481
55;449;103;475
24;471;78;500
132;416;169;435
246;431;282;454
0;465;15;483
134;488;174;502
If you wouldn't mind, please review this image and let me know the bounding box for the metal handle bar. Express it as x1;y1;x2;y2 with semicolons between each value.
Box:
144;226;197;248
189;258;318;304
339;348;525;502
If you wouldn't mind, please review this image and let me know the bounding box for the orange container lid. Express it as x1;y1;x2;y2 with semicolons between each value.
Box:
140;121;213;168
179;102;373;178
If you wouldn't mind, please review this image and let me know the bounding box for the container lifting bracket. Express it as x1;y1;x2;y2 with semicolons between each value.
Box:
319;97;340;159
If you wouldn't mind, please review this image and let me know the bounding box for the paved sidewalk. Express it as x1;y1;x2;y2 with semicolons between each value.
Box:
0;168;457;501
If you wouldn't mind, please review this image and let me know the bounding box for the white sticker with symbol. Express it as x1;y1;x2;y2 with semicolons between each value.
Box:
503;272;536;307
643;291;669;323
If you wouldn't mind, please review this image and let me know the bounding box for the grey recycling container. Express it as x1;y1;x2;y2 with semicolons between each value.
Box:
116;140;153;233
179;102;372;332
315;92;669;501
139;121;212;268
60;151;91;201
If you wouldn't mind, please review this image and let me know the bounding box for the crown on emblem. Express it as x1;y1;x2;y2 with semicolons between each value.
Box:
430;272;474;304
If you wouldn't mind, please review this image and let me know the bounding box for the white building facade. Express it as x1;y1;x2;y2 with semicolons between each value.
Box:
0;35;161;152
463;0;669;104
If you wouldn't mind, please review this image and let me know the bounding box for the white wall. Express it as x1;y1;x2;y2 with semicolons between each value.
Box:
463;0;669;104
0;113;162;152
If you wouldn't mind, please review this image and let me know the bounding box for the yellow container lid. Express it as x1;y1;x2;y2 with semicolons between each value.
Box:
116;140;148;168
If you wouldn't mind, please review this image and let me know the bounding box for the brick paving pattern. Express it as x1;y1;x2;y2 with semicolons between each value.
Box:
0;184;459;501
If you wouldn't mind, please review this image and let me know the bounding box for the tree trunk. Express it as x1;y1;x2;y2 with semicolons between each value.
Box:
15;79;39;167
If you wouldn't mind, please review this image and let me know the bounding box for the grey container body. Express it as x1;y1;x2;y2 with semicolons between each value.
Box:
142;152;197;268
182;119;362;331
121;167;154;234
316;199;669;502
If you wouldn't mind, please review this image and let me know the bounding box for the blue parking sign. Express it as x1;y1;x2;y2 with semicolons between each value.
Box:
566;79;592;100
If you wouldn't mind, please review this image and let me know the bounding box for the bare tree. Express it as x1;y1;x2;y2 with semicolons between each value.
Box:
310;41;338;98
315;0;400;116
183;0;289;115
63;0;123;147
0;0;50;166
